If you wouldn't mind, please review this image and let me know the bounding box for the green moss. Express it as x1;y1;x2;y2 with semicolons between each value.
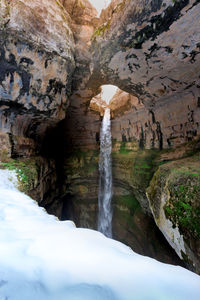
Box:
0;149;10;162
88;164;97;174
92;20;111;40
133;150;159;189
147;153;200;232
92;0;128;40
91;0;128;41
146;152;200;239
119;141;133;154
114;194;140;212
55;0;65;10
79;1;86;9
113;193;143;231
0;158;39;193
0;0;10;27
91;0;127;40
165;180;200;239
112;145;161;210
146;167;161;203
64;149;99;178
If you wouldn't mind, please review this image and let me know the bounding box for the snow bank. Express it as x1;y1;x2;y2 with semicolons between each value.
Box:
0;169;200;300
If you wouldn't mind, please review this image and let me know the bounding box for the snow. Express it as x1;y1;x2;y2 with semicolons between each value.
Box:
0;169;200;300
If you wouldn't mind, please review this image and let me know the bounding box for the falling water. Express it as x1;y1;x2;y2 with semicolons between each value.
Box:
98;107;113;238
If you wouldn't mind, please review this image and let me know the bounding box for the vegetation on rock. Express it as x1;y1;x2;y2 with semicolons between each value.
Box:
0;158;39;193
165;162;200;239
147;152;200;272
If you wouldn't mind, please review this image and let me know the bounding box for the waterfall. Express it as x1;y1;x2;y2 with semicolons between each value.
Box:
98;107;113;238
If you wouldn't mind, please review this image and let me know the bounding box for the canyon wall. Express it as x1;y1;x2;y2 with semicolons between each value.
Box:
0;0;75;156
91;0;200;106
89;0;200;272
0;0;76;207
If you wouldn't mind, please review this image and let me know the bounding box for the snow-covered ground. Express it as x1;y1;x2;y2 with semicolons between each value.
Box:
0;169;200;300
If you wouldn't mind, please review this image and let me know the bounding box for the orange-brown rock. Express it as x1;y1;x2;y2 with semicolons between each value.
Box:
110;89;141;118
62;0;98;25
61;0;98;46
90;94;108;116
99;0;123;25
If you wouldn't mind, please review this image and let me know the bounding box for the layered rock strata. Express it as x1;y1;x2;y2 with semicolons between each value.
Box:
91;0;200;108
0;0;75;148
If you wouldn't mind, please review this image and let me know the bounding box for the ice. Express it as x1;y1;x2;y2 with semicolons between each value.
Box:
0;169;200;300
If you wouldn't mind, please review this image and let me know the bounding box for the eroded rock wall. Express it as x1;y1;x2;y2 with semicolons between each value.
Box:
0;0;75;146
111;90;200;149
0;0;77;223
91;0;200;108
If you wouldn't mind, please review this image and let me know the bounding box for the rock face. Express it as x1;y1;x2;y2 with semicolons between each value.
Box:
0;0;76;234
0;0;75;146
91;0;200;151
99;0;122;25
111;89;200;149
91;0;200;106
0;132;11;160
90;94;108;116
110;89;140;118
147;152;200;273
61;0;99;94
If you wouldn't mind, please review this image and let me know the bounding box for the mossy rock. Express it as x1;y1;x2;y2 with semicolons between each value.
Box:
92;21;111;40
147;153;200;273
114;194;141;214
112;148;159;190
64;149;99;178
0;158;39;193
0;149;10;162
165;169;200;240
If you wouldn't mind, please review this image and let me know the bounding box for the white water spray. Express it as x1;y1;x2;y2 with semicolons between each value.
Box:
98;107;113;238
